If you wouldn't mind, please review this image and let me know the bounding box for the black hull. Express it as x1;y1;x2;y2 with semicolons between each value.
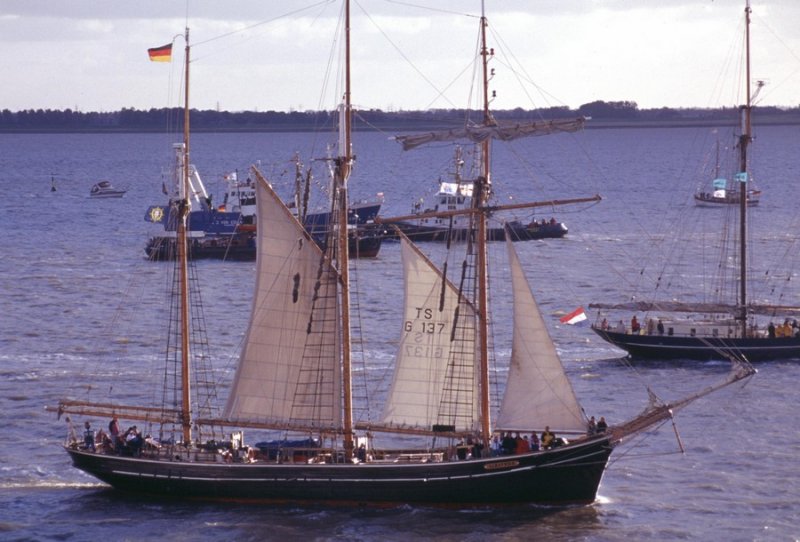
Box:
145;230;382;261
592;327;800;361
145;234;257;261
65;437;613;506
310;224;385;259
348;234;382;258
383;221;568;242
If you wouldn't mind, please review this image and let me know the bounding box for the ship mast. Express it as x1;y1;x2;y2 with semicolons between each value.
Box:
737;1;752;338
476;1;492;448
338;0;355;460
178;27;193;445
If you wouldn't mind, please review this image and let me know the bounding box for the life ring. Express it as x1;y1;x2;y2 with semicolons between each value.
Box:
149;207;165;223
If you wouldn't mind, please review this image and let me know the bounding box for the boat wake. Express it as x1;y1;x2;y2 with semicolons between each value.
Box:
0;480;105;490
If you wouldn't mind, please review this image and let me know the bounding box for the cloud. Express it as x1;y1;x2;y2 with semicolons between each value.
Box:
1;1;798;112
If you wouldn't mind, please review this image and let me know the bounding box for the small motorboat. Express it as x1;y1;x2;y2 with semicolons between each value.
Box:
90;180;127;198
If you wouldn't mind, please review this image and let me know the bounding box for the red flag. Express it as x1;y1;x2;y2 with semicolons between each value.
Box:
148;43;172;62
560;307;587;325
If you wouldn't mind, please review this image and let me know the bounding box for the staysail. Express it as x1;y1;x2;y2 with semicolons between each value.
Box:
495;237;586;433
223;169;343;431
376;236;480;433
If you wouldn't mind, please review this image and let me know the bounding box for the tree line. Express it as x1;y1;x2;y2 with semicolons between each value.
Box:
1;100;798;132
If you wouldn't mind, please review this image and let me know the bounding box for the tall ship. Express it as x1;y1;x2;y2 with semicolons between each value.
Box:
50;3;753;506
591;1;799;362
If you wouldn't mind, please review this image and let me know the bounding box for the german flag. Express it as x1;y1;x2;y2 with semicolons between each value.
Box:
147;43;172;62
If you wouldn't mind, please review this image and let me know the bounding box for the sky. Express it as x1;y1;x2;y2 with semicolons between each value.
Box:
1;0;798;113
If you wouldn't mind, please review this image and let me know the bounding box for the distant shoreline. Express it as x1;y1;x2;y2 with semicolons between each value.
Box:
2;103;798;134
2;118;798;134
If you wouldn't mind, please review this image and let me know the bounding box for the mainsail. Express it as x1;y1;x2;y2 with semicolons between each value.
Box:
495;236;585;433
223;170;343;431
394;118;586;151
376;236;479;433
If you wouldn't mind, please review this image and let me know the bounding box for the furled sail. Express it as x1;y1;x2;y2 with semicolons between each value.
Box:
223;169;342;431
376;236;480;433
589;300;800;317
495;237;585;433
394;118;586;151
588;301;738;314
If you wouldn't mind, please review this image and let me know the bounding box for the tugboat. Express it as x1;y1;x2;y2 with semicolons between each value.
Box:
144;150;384;261
143;144;253;261
216;162;385;258
380;146;594;242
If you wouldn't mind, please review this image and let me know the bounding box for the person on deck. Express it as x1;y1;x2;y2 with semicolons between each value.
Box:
108;416;120;451
125;426;144;457
516;434;531;454
471;437;484;459
83;421;95;451
64;416;78;446
631;315;641;334
455;439;469;460
490;435;501;456
541;426;555;449
501;432;516;455
596;417;608;433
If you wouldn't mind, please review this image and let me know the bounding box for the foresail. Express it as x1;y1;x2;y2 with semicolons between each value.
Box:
395;118;586;151
223;168;343;431
495;237;585;433
377;236;480;433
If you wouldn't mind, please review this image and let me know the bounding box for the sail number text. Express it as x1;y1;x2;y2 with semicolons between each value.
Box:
404;307;446;334
403;306;447;358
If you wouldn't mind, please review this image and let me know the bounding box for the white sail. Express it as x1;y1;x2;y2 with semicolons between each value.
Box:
223;169;343;430
378;237;480;432
495;238;585;433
